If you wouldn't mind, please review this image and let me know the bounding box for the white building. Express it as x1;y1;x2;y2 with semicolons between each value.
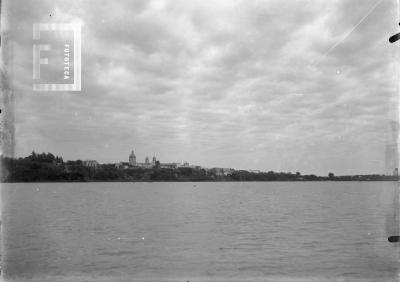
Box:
160;163;179;169
83;160;99;168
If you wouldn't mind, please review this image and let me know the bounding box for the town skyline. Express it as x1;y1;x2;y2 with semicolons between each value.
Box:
3;150;399;183
17;148;399;177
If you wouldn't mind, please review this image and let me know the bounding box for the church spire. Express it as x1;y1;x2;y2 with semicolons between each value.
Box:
129;149;136;166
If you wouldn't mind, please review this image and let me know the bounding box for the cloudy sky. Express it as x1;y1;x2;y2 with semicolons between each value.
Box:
4;0;399;175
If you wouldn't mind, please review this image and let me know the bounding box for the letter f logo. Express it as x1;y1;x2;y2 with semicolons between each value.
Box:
33;24;51;80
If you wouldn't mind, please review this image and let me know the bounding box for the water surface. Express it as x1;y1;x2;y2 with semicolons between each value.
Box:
2;182;400;281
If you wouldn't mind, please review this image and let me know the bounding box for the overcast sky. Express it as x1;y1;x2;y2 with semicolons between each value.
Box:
4;0;399;175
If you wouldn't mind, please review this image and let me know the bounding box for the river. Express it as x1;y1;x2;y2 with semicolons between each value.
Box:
2;182;399;281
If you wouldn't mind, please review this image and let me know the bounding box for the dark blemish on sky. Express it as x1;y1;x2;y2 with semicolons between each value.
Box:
389;22;400;43
388;235;400;242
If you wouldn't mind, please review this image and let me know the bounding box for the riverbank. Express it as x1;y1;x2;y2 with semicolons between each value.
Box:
2;152;398;183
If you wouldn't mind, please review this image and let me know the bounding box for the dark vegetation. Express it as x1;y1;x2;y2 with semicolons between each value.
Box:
1;151;398;182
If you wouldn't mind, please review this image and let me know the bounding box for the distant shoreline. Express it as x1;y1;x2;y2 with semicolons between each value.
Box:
2;152;398;183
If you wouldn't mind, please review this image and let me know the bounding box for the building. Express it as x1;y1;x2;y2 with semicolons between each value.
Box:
125;149;193;170
209;167;234;176
83;160;99;168
127;150;155;168
160;163;179;169
209;168;224;176
115;162;130;169
223;168;235;175
394;168;399;177
133;155;153;168
129;150;136;166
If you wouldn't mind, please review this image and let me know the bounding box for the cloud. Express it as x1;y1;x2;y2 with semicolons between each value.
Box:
5;0;398;174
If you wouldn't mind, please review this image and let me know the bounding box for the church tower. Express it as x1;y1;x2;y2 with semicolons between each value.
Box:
129;150;136;166
152;155;157;166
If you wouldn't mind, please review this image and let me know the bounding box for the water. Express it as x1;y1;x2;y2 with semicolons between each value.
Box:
2;182;400;282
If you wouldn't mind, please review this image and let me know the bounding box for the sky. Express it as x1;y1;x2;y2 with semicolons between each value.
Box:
2;0;399;175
